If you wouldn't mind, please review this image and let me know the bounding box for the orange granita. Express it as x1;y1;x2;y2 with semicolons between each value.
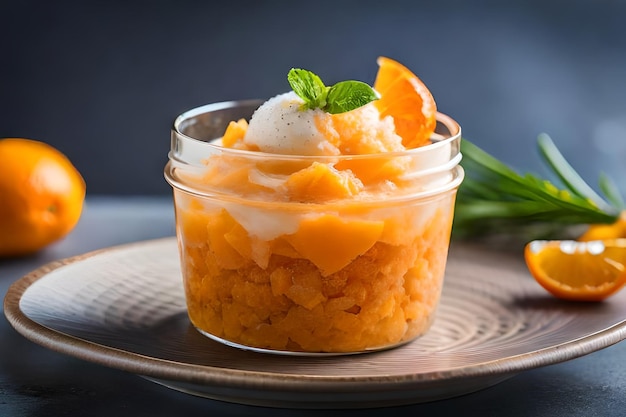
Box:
166;57;463;354
177;195;456;352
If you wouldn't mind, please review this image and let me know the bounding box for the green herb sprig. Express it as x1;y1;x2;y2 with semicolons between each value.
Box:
453;134;624;241
287;68;379;114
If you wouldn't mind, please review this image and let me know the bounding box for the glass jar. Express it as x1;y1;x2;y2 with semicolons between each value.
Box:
165;100;464;355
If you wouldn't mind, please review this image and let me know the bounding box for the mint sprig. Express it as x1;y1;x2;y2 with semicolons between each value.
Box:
287;68;379;114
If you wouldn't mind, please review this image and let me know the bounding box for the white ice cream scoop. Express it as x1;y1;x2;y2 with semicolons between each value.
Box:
243;91;339;156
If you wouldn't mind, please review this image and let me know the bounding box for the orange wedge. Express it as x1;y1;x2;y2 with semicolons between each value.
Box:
578;211;626;241
373;56;437;148
524;239;626;301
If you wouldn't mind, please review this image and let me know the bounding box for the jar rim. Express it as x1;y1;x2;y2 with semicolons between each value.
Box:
171;99;462;162
166;99;465;204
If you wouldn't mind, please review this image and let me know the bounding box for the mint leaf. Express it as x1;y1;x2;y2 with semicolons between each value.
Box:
287;68;327;110
326;81;380;114
287;68;378;114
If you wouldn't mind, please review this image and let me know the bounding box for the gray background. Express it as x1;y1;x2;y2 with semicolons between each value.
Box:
2;0;626;196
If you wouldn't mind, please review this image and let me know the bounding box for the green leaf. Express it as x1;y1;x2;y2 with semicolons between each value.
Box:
536;133;611;211
453;137;620;242
287;68;378;113
598;171;626;210
325;80;379;114
287;68;327;110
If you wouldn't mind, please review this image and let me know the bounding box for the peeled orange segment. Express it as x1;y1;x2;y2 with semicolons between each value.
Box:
205;209;247;270
221;118;248;147
284;215;384;276
284;162;362;202
524;239;626;301
373;56;437;149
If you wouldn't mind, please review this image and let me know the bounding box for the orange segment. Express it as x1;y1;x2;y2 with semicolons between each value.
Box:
373;56;437;148
193;155;274;195
524;239;626;301
221;118;248;147
223;220;272;269
284;162;363;202
334;156;405;185
284;214;384;276
205;209;247;270
578;211;626;241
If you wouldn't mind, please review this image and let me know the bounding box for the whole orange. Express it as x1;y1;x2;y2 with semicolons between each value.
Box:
0;138;86;257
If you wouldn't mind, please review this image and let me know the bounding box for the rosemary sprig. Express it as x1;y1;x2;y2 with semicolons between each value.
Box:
452;135;623;241
536;133;612;212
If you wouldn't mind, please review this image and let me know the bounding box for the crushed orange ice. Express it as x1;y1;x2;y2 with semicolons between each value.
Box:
178;198;454;352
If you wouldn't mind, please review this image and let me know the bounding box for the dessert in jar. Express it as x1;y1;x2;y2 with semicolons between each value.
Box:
165;57;464;355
